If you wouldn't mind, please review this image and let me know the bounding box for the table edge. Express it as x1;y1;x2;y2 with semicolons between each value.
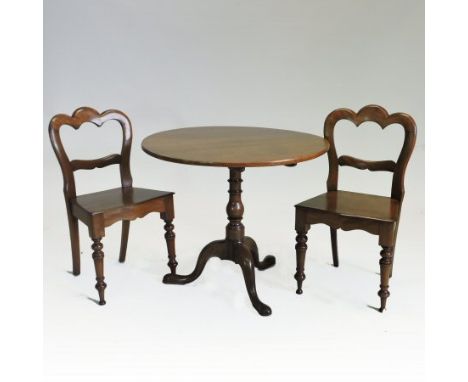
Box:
141;141;330;167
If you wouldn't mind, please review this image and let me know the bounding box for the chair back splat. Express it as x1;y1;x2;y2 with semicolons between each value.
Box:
48;107;133;202
324;104;417;201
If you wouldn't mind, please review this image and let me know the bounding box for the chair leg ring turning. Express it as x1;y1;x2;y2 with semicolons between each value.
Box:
294;231;308;294
378;246;393;312
92;238;107;305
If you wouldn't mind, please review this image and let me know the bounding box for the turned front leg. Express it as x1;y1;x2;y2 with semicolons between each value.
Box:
162;217;177;274
294;230;309;295
91;238;107;305
378;246;394;312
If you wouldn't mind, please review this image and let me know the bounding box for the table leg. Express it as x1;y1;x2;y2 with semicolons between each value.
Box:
162;240;227;284
163;167;275;316
236;242;272;316
244;236;276;270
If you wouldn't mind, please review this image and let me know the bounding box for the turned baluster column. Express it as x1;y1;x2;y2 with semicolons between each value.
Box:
226;167;245;243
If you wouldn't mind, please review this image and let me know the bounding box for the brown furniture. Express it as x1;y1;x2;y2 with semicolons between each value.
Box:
49;107;177;305
294;105;416;312
142;126;329;316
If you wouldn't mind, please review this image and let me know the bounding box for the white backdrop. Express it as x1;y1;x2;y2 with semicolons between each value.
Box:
44;1;424;381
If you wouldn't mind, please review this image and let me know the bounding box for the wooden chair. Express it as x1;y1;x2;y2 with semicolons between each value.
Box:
49;107;177;305
294;105;416;312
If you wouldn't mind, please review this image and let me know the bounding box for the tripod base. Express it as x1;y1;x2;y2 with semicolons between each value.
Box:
163;236;275;316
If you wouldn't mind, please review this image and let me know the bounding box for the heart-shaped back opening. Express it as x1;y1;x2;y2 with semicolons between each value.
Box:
48;107;133;200
324;105;416;201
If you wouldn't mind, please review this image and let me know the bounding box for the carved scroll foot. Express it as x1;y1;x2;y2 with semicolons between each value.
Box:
244;236;276;270
294;231;308;294
163;240;226;284
92;238;107;305
378;246;393;312
237;244;272;316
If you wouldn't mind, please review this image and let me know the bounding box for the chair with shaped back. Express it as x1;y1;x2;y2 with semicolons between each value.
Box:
294;104;416;312
49;107;178;305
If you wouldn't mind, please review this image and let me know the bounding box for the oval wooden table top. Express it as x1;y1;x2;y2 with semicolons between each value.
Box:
142;126;329;167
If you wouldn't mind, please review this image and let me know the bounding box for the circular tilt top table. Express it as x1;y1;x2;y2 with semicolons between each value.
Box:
142;126;329;316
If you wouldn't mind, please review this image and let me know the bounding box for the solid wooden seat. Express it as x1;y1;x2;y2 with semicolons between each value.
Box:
49;107;178;305
72;187;173;226
296;191;400;223
294;105;416;312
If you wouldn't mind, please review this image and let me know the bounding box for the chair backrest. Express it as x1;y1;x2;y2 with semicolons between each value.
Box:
324;104;416;201
49;107;133;202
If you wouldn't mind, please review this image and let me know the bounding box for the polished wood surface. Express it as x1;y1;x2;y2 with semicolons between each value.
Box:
163;168;276;316
294;105;417;312
49;107;178;305
72;187;174;237
143;126;328;316
297;191;400;223
142;126;329;167
74;187;171;213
